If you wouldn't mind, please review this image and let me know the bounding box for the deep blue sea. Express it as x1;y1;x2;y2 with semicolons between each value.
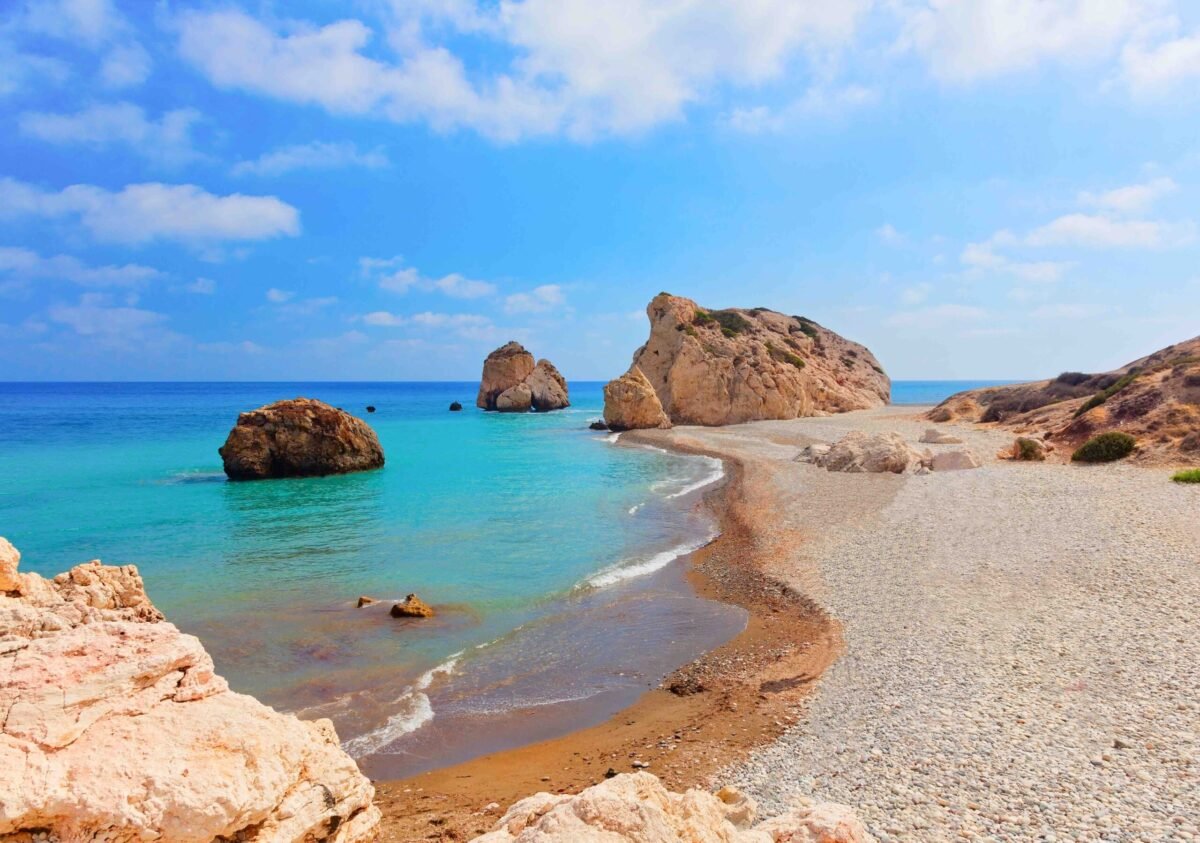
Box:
0;379;995;776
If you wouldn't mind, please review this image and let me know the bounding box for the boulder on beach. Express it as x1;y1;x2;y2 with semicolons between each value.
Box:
218;397;384;480
0;537;380;842
470;772;875;843
603;367;672;431
815;432;931;474
930;449;982;471
391;593;434;618
920;428;964;445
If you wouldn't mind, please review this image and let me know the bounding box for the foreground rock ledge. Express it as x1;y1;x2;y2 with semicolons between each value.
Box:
470;772;875;842
219;397;385;480
0;537;380;842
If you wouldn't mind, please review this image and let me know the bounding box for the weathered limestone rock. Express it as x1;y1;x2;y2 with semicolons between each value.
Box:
471;772;875;842
495;382;534;412
605;294;888;428
356;596;378;608
218;397;384;480
391;593;434;618
920;428;964;445
0;537;19;593
476;343;570;412
815;432;931;474
603;367;672;431
525;359;570;411
930;449;982;471
0;538;380;842
476;342;536;410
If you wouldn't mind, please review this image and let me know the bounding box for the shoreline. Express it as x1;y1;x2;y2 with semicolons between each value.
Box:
372;424;864;841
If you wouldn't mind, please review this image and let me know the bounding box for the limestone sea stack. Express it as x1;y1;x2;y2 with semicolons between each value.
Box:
476;342;570;412
603;293;889;429
0;537;380;842
219;397;385;480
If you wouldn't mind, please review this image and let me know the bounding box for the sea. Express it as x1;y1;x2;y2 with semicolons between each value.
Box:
0;379;1005;778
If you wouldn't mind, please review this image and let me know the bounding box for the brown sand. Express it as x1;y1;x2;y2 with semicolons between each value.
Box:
373;425;889;842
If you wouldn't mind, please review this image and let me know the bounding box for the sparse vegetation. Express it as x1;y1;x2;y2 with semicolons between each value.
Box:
1055;372;1091;386
1075;372;1139;417
1172;469;1200;483
792;317;820;339
692;308;714;326
1015;437;1046;461
1072;431;1137;463
766;342;806;370
712;310;751;336
870;364;885;375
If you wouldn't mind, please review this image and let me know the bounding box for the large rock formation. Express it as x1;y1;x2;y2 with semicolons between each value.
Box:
604;294;889;429
0;539;380;842
477;343;570;412
219;397;385;480
471;772;875;842
604;367;672;432
928;335;1200;464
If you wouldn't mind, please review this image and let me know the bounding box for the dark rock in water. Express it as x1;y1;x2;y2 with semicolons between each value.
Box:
366;405;376;413
356;596;378;608
449;401;463;412
589;420;609;431
218;397;385;480
390;593;434;618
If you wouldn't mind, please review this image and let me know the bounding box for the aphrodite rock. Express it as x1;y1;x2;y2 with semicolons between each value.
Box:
605;294;888;427
815;432;931;474
525;359;570;411
0;538;380;842
930;449;982;471
470;772;875;843
603;367;672;431
391;594;434;618
218;397;384;480
920;428;964;445
476;342;536;410
496;382;534;412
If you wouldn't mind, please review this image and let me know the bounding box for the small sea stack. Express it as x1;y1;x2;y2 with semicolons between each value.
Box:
218;397;385;480
449;401;463;412
476;341;569;412
366;405;376;413
390;594;434;618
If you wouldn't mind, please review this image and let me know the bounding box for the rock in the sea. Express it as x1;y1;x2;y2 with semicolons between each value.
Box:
356;595;378;608
495;382;533;412
920;428;964;445
603;367;672;431
525;359;570;411
390;593;434;618
930;449;982;471
815;432;931;474
604;293;888;427
470;772;875;843
588;420;609;431
218;397;384;480
476;342;571;412
0;538;380;842
449;401;463;412
366;405;376;413
476;342;536;410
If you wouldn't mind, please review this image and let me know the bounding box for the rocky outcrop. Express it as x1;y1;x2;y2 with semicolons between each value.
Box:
603;367;672;431
604;294;888;428
928;335;1200;464
0;539;380;842
808;432;931;474
477;342;570;412
920;428;963;445
218;397;384;480
471;772;875;842
390;594;434;618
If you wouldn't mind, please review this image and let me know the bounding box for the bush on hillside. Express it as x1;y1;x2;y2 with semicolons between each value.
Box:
1015;437;1046;461
1172;469;1200;483
1072;431;1136;463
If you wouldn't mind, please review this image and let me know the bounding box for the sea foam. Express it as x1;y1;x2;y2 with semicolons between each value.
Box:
342;653;461;757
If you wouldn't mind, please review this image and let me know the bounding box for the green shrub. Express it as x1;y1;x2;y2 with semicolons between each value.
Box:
1172;469;1200;483
766;341;806;370
1055;371;1091;386
791;317;820;339
712;310;751;335
693;308;714;326
1016;438;1046;461
1074;372;1139;417
1072;432;1137;463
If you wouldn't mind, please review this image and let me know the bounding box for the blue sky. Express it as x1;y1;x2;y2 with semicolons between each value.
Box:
2;0;1199;381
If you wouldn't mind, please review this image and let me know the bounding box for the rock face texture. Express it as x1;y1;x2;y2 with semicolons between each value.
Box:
476;342;570;412
604;294;889;429
928;335;1200;464
219;397;385;480
0;539;380;842
809;432;931;474
471;772;874;843
604;367;673;431
390;593;434;618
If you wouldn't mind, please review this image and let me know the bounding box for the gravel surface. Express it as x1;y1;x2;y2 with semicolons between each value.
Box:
684;408;1199;842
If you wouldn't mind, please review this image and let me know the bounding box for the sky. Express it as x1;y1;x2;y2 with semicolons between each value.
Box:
2;0;1200;381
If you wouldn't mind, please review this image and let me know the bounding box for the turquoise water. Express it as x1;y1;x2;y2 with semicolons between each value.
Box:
0;379;993;776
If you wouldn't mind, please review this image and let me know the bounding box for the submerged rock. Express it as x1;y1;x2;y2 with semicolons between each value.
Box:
816;432;931;474
391;594;434;618
476;342;570;412
603;367;672;431
218;397;384;480
449;401;463;412
470;772;875;842
0;537;380;842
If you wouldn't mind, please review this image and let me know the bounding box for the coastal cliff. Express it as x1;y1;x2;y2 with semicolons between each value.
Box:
0;537;380;842
605;294;889;429
929;334;1200;463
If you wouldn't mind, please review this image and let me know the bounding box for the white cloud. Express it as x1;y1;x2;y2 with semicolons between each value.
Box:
186;277;216;294
504;283;566;313
18;103;200;163
1121;24;1200;92
232;141;390;177
47;293;178;351
726;85;878;133
901;282;932;304
22;0;126;46
0;178;300;244
0;44;71;97
361;309;496;339
100;43;152;88
1030;303;1108;319
1025;213;1195;248
0;246;162;287
266;288;294;303
899;0;1154;84
960;232;1072;282
1078;176;1177;213
876;223;906;245
275;296;339;317
359;256;497;298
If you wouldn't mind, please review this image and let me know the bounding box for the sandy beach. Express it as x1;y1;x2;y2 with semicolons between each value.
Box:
378;406;1199;841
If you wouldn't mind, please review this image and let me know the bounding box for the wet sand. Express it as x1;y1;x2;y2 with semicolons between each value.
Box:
373;422;899;841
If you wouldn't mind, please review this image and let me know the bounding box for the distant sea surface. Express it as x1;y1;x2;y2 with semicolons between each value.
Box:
0;379;1001;776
